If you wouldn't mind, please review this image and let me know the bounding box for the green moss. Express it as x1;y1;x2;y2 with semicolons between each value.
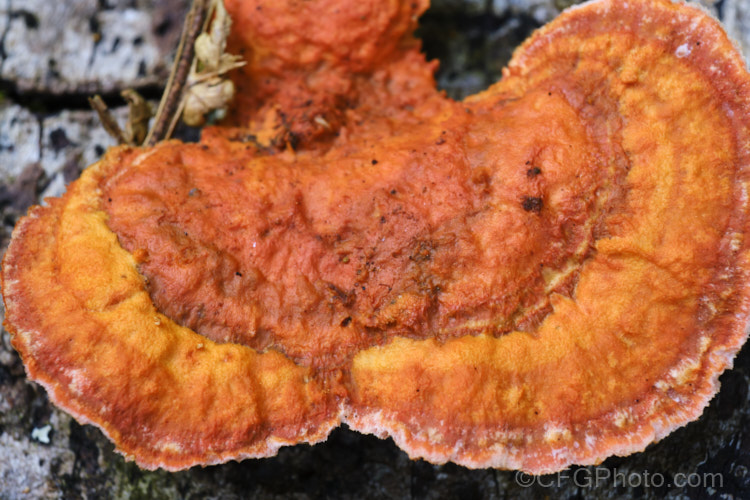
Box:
111;459;181;500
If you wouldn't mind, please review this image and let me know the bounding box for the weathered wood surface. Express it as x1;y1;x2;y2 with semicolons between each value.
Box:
1;1;750;498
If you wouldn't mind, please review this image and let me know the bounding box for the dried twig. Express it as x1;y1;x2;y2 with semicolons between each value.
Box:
88;95;128;145
144;0;210;146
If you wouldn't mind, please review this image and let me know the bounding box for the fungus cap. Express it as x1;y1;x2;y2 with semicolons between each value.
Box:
3;0;750;474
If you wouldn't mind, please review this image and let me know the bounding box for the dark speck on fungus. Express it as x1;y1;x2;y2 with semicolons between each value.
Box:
522;196;543;213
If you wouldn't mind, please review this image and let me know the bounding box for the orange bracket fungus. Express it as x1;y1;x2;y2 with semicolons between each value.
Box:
4;0;750;474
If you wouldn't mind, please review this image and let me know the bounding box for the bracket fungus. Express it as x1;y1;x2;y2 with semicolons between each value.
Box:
4;0;750;474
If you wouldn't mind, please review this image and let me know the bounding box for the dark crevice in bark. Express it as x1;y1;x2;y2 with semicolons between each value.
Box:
0;78;165;114
0;0;13;73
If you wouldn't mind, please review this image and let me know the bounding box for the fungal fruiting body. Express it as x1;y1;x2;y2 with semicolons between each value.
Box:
4;0;750;474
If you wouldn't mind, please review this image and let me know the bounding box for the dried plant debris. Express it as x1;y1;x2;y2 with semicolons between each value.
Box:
89;0;244;147
182;0;245;126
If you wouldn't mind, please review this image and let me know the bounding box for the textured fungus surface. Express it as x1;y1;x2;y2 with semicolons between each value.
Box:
4;0;750;474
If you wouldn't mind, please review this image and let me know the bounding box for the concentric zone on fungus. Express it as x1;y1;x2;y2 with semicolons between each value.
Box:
4;0;750;474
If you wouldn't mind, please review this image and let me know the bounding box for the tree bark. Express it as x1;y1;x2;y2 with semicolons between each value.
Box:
1;1;749;498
